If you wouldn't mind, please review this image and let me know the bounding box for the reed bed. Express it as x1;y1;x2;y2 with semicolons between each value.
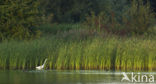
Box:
0;37;156;71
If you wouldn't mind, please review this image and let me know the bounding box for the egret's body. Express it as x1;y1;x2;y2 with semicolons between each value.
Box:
36;59;47;70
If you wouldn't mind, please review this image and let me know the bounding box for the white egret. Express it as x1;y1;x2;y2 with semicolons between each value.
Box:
36;59;47;70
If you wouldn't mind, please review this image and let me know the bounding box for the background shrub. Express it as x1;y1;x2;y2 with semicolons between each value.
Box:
0;0;41;40
84;0;155;35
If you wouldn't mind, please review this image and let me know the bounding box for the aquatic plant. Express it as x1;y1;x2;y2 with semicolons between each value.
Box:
0;37;155;71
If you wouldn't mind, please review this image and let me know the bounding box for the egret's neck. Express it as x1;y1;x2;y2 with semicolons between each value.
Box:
43;59;47;66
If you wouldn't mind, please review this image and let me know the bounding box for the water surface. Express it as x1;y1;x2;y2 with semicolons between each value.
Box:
0;70;156;84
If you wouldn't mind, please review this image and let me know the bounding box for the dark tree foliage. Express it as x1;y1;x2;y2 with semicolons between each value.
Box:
0;0;155;40
150;0;156;12
0;0;41;40
40;0;99;23
40;0;156;23
85;0;155;35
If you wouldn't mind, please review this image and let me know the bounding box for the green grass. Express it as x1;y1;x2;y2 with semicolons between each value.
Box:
0;36;156;71
38;23;83;34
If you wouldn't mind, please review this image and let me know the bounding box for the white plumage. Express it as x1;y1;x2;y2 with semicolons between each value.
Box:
36;59;47;70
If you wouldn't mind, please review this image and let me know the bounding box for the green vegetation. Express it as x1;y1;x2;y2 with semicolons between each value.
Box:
85;0;155;35
0;0;156;71
38;23;82;34
0;35;155;71
0;0;41;40
0;0;155;40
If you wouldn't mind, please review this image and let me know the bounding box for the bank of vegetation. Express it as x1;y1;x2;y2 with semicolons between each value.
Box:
0;0;156;71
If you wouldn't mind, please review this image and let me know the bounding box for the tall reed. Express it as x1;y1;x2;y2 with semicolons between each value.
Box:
0;37;155;71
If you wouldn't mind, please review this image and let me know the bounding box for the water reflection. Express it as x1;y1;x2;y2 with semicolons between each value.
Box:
0;70;155;84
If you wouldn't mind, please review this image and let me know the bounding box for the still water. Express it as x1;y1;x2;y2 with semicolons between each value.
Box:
0;70;156;84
